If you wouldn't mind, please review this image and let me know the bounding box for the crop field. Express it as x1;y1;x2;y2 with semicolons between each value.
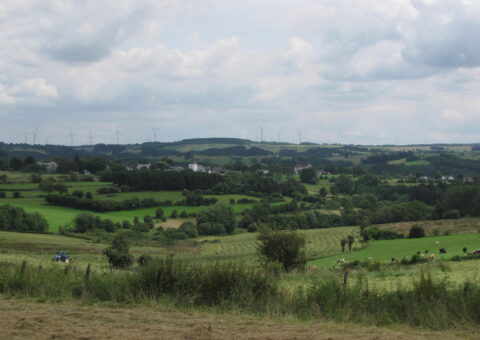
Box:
0;227;358;267
310;233;480;268
196;227;358;262
0;231;168;268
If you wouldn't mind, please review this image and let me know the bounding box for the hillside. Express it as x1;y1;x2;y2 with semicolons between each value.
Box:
2;139;480;176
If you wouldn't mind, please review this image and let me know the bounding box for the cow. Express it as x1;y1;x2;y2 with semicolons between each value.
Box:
439;248;447;254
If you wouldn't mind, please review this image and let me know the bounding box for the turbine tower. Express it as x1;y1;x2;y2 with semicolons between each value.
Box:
114;126;121;145
67;127;74;146
88;132;95;146
31;126;39;145
297;129;302;145
152;127;160;142
258;126;266;142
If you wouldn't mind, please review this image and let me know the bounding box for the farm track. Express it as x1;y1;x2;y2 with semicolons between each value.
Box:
0;298;476;340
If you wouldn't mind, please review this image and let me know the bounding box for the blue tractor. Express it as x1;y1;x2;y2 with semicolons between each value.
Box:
54;251;71;263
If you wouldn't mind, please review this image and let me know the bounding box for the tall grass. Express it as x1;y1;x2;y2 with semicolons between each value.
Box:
295;271;480;329
1;260;480;330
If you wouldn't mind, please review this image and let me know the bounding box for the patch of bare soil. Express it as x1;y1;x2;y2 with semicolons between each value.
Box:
0;298;477;340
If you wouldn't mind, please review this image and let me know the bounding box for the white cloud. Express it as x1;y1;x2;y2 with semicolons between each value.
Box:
0;0;479;144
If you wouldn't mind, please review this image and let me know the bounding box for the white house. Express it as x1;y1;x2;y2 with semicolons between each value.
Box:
37;161;58;172
136;163;152;170
294;163;312;175
189;162;207;173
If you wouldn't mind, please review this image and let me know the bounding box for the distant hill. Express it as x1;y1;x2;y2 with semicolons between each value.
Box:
1;140;480;176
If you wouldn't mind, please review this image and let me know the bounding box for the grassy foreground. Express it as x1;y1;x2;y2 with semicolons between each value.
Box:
0;298;476;340
2;259;480;331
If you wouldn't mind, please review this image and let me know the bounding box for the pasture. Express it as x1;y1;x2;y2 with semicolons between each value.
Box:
310;233;480;268
0;180;264;232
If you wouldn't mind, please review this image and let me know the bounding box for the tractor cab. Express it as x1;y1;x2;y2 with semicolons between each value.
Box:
54;251;71;263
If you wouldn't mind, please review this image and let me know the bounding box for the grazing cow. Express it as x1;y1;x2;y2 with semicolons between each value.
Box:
309;265;318;271
424;250;429;254
439;248;447;254
391;258;398;263
473;250;480;255
463;247;468;254
337;258;346;264
428;254;436;261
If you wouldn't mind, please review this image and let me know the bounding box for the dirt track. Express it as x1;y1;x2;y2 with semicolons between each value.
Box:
0;298;477;340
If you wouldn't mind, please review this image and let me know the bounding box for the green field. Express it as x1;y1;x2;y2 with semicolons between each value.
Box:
184;226;358;262
310;233;480;267
0;226;358;266
0;182;265;232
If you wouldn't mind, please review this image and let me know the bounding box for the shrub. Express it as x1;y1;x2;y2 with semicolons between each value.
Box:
12;191;22;199
97;187;120;194
178;222;198;238
443;209;460;219
72;190;84;198
103;234;133;269
257;228;306;271
408;225;425;239
197;222;226;235
155;208;164;219
0;205;48;232
137;254;153;266
0;192;6;198
197;202;236;235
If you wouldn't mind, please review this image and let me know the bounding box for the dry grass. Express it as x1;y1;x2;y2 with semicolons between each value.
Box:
376;218;480;236
0;298;477;340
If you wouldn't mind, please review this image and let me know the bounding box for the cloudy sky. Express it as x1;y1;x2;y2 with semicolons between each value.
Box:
0;0;479;145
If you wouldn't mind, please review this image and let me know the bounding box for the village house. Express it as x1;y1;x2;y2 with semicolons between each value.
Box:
293;163;312;175
37;161;58;172
188;162;207;173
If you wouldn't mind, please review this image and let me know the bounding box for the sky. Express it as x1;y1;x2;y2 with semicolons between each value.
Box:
0;0;479;146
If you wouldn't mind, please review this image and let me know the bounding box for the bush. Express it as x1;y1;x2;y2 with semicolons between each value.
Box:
443;209;460;219
72;190;84;198
0;204;48;232
197;202;236;235
408;225;425;239
257;228;306;271
197;222;226;235
137;254;153;266
0;192;6;198
97;187;120;194
103;234;133;269
178;222;198;238
12;192;22;199
155;208;164;219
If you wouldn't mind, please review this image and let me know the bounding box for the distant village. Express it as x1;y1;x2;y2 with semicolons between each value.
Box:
35;160;474;183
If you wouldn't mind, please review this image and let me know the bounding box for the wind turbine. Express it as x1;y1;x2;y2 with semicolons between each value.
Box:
88;132;96;146
114;126;121;145
151;127;160;142
31;126;39;145
297;129;302;145
67;127;74;146
258;126;266;142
